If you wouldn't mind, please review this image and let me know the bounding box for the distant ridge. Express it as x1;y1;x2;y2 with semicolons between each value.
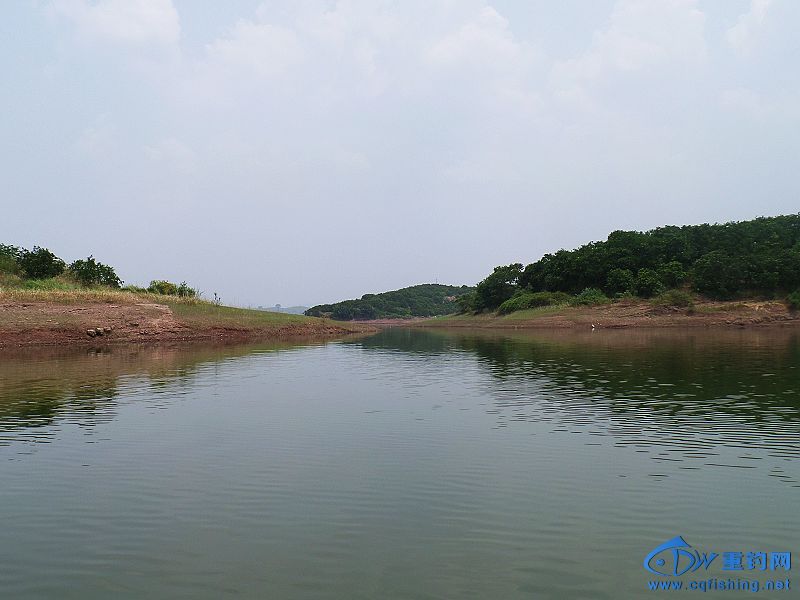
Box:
305;283;474;321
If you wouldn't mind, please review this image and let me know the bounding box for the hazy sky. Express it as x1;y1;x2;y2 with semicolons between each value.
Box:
2;1;798;306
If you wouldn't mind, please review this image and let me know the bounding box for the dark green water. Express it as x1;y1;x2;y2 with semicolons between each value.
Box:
0;329;798;598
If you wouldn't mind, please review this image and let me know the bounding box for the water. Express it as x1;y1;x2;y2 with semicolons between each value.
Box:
0;329;798;598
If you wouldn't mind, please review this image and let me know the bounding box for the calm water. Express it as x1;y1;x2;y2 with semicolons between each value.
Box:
0;329;798;598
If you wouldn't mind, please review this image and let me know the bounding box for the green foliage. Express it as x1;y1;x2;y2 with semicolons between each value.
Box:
787;290;800;311
570;288;610;306
514;214;800;300
455;292;478;314
148;280;179;295
633;268;664;298
176;281;198;298
18;246;65;279
473;263;523;311
306;284;474;320
68;256;122;288
691;251;741;299
497;291;571;315
0;244;22;275
652;289;694;308
658;260;686;288
605;268;634;295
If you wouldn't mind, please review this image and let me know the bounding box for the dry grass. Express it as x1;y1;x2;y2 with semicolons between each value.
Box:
0;287;209;306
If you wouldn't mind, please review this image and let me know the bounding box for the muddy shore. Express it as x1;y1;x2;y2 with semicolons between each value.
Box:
0;300;374;347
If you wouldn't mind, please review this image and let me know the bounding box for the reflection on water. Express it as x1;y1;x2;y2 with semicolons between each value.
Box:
0;329;798;599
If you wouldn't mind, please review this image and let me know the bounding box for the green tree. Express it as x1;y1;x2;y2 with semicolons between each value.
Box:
0;244;22;274
69;256;122;288
658;260;686;288
474;263;523;310
18;246;65;279
633;268;664;298
692;251;741;299
605;268;634;295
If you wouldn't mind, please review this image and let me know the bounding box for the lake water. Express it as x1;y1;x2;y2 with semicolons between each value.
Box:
1;328;798;598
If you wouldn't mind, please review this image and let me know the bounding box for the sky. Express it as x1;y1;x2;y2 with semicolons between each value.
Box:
2;0;799;306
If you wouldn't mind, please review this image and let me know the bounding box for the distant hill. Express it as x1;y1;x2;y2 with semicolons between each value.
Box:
305;284;474;320
258;305;309;315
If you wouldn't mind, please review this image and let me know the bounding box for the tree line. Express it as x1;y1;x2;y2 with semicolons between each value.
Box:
306;284;474;320
460;214;800;313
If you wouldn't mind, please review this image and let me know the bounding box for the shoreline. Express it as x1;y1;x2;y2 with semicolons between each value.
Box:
413;299;800;330
0;295;375;348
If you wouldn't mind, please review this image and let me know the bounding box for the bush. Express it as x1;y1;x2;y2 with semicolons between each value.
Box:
653;289;694;308
570;288;610;306
497;291;571;314
456;292;478;314
606;268;634;295
0;244;22;275
148;280;179;295
68;256;122;288
788;290;800;311
18;246;65;279
658;260;686;288
176;281;198;298
692;251;741;299
634;268;664;298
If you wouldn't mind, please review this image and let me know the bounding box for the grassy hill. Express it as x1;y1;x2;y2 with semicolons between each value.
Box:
305;284;474;320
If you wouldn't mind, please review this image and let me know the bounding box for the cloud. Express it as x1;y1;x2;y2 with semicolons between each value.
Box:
427;7;533;72
145;138;197;174
73;114;117;158
551;0;707;98
49;0;180;46
726;0;771;56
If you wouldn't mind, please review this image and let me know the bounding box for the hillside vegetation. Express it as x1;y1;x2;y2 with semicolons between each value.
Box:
458;214;800;314
0;243;202;299
306;284;474;320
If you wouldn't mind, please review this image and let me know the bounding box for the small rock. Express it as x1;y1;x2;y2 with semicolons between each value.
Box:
95;328;104;336
129;322;139;327
86;329;96;337
104;327;113;333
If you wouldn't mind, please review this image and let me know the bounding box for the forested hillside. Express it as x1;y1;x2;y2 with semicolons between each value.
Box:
460;214;800;314
306;284;473;320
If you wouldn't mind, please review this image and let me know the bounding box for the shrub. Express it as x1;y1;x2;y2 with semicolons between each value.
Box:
606;268;634;295
653;289;694;308
658;260;686;288
18;246;65;279
788;290;800;311
692;251;741;299
69;256;122;288
497;291;571;314
634;268;664;298
456;291;478;314
148;280;179;295
0;244;22;275
176;281;198;298
570;288;610;306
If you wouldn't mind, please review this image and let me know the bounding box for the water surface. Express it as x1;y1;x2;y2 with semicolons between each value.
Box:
1;329;798;598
